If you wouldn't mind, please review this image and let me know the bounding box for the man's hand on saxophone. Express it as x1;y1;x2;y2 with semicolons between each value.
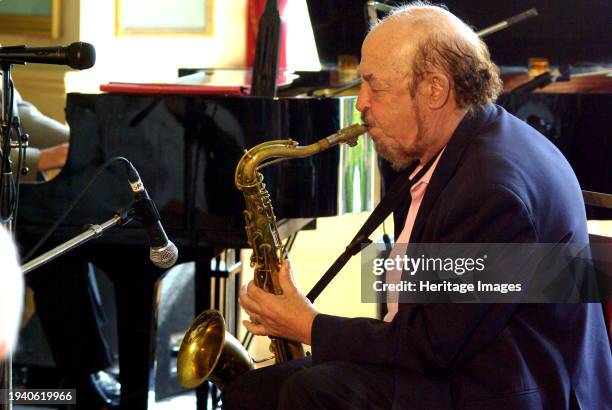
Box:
239;260;318;345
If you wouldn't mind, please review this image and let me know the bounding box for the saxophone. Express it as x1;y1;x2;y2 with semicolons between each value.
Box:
177;124;367;389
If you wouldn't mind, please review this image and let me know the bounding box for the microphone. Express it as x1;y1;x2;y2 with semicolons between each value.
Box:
126;165;178;269
0;42;96;70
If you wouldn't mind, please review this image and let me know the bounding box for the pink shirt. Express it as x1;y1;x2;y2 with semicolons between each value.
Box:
384;149;445;322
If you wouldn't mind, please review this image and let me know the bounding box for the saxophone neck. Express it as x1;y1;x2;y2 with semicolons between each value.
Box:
235;124;367;186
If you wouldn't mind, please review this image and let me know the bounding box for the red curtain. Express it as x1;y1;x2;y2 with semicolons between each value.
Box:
246;0;289;69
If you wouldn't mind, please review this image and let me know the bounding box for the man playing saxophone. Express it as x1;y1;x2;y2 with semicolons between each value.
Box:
225;3;611;409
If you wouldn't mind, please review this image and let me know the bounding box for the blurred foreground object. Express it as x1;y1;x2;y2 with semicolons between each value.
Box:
0;227;23;360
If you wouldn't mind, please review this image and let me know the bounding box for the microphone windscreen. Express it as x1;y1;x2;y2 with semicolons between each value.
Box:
150;241;179;269
67;42;96;70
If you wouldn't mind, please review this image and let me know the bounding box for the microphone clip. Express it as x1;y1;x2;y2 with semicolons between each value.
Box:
114;207;135;227
132;196;161;226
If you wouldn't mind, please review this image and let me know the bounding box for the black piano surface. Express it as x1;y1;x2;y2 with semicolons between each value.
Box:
18;93;359;249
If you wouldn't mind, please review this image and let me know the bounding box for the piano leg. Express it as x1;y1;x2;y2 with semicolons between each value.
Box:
94;245;165;410
194;248;242;410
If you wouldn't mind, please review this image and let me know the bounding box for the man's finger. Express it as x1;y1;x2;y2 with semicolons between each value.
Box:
247;280;268;301
239;284;261;313
278;259;297;294
239;283;248;299
242;281;266;304
239;294;259;314
242;320;268;336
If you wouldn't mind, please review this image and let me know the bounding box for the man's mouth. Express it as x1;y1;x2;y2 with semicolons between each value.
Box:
360;113;373;128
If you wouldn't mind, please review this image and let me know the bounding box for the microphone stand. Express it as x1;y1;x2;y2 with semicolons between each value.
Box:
476;8;538;38
0;61;16;228
1;60;18;410
21;209;133;275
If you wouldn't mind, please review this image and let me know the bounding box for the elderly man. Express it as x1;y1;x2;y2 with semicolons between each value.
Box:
225;3;611;409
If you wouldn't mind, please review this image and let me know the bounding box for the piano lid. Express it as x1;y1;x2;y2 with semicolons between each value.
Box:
305;0;612;68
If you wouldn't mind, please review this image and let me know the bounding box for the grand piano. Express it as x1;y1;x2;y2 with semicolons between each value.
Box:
15;0;612;409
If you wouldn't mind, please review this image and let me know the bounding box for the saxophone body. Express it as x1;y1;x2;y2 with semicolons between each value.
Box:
236;160;305;361
177;124;367;389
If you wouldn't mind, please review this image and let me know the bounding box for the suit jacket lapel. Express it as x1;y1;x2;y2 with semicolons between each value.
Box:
410;105;494;243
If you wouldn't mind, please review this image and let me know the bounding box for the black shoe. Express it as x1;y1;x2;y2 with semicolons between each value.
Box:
60;370;120;410
90;370;120;408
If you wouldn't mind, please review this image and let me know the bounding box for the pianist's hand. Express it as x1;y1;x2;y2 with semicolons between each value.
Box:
37;142;69;171
239;259;318;345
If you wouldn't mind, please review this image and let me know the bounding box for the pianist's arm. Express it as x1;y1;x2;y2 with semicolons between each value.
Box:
10;88;70;181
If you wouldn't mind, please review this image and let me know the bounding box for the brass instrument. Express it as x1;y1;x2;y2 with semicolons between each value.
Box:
177;123;368;389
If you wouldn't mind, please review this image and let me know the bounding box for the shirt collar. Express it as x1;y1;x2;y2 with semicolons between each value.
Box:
409;147;446;191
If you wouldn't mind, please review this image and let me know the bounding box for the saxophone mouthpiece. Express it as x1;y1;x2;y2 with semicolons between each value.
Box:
326;124;368;147
340;123;368;137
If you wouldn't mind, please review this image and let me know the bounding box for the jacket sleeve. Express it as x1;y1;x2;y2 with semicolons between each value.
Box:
10;147;41;182
10;89;70;182
311;183;537;374
15;90;70;149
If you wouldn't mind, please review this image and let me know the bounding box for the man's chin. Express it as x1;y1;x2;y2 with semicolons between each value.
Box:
375;147;416;172
364;127;378;137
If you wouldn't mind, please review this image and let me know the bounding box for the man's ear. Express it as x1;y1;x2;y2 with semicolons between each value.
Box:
427;72;451;109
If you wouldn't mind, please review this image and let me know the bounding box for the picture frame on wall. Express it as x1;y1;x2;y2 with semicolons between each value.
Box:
0;0;62;39
115;0;214;36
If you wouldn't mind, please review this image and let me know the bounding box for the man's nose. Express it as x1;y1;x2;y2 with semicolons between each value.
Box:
356;84;369;112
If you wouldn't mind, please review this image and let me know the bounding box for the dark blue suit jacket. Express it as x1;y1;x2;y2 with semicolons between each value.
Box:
311;105;612;409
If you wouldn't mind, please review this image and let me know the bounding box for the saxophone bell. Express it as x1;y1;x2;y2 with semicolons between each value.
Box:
177;309;255;389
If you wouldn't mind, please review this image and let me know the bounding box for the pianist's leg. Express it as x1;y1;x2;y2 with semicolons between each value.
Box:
26;250;115;406
221;357;394;410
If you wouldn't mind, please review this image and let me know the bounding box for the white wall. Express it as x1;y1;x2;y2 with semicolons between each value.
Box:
285;0;320;71
66;0;247;92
